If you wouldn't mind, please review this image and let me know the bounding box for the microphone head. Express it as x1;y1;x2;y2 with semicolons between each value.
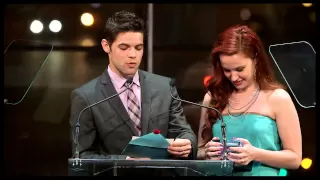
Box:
125;77;134;87
169;78;176;87
126;77;133;84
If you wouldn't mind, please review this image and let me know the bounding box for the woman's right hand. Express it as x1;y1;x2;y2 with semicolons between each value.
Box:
204;137;224;160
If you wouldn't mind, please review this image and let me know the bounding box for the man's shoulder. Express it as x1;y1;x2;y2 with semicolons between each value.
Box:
140;70;170;86
72;76;101;95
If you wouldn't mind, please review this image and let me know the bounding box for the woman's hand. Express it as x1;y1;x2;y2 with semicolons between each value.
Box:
204;137;223;160
227;138;257;165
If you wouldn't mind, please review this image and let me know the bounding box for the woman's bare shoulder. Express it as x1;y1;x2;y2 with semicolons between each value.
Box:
203;92;212;105
267;88;292;102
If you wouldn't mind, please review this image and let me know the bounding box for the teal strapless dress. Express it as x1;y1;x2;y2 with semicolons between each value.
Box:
213;113;282;176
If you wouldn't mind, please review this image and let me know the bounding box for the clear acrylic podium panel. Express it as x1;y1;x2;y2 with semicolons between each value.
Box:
68;159;234;176
4;39;52;105
269;41;316;108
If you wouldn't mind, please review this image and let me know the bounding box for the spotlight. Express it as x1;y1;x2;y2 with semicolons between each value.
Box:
49;20;62;33
301;158;312;169
30;20;43;34
81;13;94;26
302;3;312;8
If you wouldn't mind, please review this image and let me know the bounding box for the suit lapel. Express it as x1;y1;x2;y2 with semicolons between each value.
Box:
139;70;152;135
99;70;138;136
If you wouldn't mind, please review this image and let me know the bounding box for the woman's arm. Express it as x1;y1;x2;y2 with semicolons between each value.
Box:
253;89;302;169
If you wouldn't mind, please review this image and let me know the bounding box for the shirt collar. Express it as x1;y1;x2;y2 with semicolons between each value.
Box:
107;65;140;88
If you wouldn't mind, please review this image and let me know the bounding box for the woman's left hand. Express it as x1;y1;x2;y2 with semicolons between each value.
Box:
228;138;257;166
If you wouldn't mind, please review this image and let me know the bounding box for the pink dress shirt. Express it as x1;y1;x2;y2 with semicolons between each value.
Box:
107;66;141;113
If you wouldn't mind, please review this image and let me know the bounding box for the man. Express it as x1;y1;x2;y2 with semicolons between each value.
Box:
69;11;197;160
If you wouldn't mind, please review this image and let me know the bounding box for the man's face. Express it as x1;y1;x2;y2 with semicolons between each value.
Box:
102;32;144;78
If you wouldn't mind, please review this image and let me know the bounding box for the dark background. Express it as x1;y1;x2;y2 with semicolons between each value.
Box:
4;3;316;176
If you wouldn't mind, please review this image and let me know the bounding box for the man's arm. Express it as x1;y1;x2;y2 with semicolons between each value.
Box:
197;93;211;160
70;89;103;159
69;89;127;160
167;85;198;159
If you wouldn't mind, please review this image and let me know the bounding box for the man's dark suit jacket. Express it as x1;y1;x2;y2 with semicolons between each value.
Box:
69;68;197;159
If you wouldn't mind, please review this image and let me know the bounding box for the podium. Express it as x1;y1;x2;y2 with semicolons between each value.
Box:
68;158;234;176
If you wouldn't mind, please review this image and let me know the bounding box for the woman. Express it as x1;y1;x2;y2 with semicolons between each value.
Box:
197;25;302;176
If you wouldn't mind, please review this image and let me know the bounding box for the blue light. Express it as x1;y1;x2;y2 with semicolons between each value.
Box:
279;168;287;176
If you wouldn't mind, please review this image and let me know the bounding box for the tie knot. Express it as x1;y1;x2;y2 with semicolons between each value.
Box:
124;81;134;88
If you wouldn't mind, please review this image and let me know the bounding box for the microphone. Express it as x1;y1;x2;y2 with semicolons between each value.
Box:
72;77;134;165
169;79;228;162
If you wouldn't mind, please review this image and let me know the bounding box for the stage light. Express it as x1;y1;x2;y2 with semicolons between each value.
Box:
240;8;251;21
203;76;211;86
301;158;312;169
80;37;95;47
49;20;62;33
30;20;43;34
279;168;287;176
81;13;94;26
302;3;312;7
91;3;101;8
309;12;316;22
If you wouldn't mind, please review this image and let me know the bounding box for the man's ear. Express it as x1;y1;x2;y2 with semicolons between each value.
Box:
101;39;111;53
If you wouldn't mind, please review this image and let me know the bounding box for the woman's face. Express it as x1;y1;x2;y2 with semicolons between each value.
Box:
219;52;256;90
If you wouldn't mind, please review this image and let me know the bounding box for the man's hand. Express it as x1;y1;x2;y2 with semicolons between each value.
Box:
126;156;151;160
168;138;192;158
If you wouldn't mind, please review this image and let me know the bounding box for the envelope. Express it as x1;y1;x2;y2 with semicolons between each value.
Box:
121;131;172;159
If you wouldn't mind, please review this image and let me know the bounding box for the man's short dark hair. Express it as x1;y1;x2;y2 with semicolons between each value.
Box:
104;10;145;46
